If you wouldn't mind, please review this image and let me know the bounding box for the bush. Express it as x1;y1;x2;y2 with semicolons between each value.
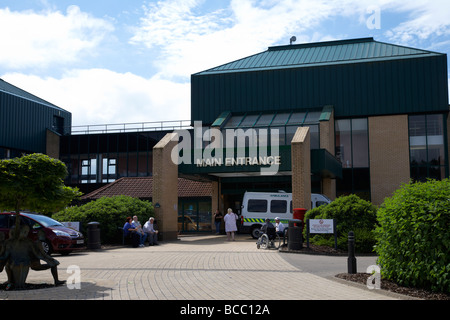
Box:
375;179;450;293
304;194;378;252
53;196;155;244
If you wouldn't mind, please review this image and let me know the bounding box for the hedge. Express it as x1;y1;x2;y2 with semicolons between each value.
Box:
53;195;155;244
375;179;450;293
304;194;378;252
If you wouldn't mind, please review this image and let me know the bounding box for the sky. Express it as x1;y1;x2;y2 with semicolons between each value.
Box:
0;0;449;127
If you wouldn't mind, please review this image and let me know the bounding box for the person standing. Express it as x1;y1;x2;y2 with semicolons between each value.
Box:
213;209;223;234
224;208;238;241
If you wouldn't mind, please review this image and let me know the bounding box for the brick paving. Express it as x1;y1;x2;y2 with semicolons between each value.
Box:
0;234;409;300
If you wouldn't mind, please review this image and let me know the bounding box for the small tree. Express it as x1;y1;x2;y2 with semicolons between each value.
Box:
0;153;81;288
0;153;81;216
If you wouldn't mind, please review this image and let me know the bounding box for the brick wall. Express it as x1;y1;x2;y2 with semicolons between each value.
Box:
291;127;311;210
369;115;411;205
153;132;179;241
319;108;336;200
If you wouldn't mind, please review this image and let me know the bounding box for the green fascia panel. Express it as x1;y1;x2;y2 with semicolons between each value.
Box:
311;149;342;179
179;146;292;175
179;146;342;180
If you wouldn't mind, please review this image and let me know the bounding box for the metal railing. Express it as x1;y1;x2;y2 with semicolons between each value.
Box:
68;120;193;135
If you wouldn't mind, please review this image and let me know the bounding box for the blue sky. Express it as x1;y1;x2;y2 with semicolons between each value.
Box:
0;0;449;126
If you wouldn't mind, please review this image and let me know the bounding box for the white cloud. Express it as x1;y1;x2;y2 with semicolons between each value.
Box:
2;0;449;128
2;70;190;126
0;5;114;70
129;0;299;77
128;0;388;79
383;0;450;45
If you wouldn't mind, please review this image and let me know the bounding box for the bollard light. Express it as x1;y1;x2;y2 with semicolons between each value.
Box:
347;231;357;274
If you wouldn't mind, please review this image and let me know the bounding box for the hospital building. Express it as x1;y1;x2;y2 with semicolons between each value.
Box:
1;37;448;240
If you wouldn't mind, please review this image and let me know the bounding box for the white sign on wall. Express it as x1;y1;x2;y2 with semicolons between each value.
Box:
309;219;334;234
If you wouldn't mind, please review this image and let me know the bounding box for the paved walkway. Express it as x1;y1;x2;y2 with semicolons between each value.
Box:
0;234;411;301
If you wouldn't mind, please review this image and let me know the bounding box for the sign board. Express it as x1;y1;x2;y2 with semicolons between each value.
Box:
309;219;334;234
306;219;337;250
62;221;80;231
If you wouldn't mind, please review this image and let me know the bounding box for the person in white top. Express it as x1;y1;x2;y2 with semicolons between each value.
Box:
224;208;238;241
275;217;285;237
143;217;159;246
132;215;147;247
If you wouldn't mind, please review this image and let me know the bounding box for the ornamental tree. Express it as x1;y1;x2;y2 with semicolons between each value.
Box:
0;153;81;289
0;153;81;228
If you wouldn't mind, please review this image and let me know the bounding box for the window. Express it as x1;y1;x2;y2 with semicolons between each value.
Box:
247;200;268;212
220;111;322;147
335;118;369;168
335;118;370;200
81;159;97;183
409;114;447;182
102;158;116;183
53;116;64;135
270;200;287;213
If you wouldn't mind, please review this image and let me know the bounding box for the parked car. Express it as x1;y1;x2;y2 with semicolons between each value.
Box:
0;212;84;255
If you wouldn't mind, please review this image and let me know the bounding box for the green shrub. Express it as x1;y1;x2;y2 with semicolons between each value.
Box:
375;179;450;293
53;196;155;244
304;194;378;252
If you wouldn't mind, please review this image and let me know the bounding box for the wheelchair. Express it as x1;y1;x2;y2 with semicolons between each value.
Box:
256;227;283;250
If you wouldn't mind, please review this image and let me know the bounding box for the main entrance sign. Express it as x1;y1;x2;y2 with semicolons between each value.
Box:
196;155;281;167
172;121;281;175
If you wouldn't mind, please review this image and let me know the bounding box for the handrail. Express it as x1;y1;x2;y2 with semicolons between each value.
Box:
68;120;193;135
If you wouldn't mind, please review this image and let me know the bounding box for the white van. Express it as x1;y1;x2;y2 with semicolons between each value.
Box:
240;191;331;238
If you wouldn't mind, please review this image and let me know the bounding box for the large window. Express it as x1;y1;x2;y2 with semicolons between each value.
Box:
409;114;447;181
335;119;369;168
221;111;320;148
335;118;370;200
81;158;97;184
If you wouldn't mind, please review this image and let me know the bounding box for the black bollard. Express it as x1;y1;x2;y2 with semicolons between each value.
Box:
347;231;357;274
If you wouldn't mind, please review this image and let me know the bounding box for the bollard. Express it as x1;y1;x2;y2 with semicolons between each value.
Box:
347;231;357;274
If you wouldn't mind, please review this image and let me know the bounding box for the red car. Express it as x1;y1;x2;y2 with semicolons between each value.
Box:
0;212;85;255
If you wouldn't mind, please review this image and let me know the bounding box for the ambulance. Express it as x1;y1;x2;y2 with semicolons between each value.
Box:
240;191;331;238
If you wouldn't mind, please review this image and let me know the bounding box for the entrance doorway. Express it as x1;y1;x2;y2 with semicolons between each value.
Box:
178;198;212;233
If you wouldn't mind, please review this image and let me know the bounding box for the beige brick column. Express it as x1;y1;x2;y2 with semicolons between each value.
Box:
369;115;411;206
319;107;336;200
153;132;179;241
291;127;311;210
46;129;60;159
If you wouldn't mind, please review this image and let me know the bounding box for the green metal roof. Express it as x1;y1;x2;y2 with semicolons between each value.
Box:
196;37;442;75
0;78;66;112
